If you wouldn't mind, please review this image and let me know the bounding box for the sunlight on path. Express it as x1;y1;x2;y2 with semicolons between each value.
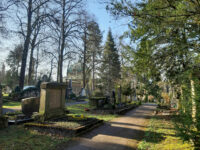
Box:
61;103;157;150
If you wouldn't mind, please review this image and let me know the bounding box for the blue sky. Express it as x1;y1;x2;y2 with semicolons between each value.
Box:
87;0;129;42
0;0;130;78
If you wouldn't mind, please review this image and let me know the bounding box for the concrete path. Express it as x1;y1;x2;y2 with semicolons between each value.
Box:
60;103;157;150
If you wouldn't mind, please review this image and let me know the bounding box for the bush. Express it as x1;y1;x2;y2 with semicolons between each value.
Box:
122;83;132;96
92;90;104;97
103;104;113;109
69;93;76;99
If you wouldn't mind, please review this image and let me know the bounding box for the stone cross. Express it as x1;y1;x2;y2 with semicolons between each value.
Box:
39;82;67;121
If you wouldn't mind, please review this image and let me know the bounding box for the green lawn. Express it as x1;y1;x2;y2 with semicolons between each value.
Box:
138;115;194;150
0;125;69;150
2;93;9;97
3;101;21;109
0;102;118;150
67;103;118;121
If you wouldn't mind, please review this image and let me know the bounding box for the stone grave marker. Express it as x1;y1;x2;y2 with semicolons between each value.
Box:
38;82;67;121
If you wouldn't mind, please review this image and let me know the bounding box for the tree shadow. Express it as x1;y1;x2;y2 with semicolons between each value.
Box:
109;121;146;128
57;138;138;150
81;123;165;144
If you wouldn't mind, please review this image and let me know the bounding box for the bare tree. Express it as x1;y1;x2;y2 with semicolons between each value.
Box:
47;0;84;83
80;12;90;88
14;0;50;89
0;0;16;35
78;12;102;90
28;8;49;84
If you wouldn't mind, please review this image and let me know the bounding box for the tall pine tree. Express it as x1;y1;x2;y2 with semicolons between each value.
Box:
100;29;120;94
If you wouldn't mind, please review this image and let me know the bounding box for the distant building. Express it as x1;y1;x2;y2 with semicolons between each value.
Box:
64;62;83;96
66;62;82;80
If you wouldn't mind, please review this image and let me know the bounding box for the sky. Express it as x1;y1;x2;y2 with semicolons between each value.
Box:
0;0;130;80
87;0;129;41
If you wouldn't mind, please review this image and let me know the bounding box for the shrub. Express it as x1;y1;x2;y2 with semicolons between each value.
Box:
92;90;104;97
122;83;132;96
69;93;76;99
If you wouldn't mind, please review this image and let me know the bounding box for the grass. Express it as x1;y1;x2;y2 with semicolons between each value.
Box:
0;125;69;150
2;101;21;109
138;115;194;150
2;93;9;97
67;103;118;121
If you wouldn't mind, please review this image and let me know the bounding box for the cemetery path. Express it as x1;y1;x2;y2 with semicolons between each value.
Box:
59;103;157;150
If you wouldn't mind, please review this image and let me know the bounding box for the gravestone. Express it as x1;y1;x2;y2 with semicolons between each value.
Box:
22;97;40;116
38;82;67;121
65;79;72;99
80;88;86;97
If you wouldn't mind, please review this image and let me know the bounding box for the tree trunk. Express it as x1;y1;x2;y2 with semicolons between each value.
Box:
19;0;33;89
191;79;196;121
83;28;87;88
57;0;65;83
92;52;95;91
57;58;60;82
28;8;40;85
35;44;39;82
28;45;34;84
48;59;53;81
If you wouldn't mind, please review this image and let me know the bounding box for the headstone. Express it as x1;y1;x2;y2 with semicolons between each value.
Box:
22;97;40;116
39;82;67;121
66;79;73;99
112;90;116;106
80;88;86;97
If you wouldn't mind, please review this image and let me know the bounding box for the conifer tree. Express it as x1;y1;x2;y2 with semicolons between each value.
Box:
100;29;120;94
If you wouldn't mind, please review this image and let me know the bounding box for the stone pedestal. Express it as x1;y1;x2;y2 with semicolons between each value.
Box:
38;82;67;121
0;84;8;129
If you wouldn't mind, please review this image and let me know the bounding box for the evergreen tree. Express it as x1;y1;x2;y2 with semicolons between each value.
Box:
100;29;120;94
107;0;200;148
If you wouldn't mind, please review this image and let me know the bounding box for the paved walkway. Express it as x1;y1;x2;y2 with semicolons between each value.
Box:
60;103;157;150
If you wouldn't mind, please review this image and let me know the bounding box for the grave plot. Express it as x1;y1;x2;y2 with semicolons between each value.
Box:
21;82;103;137
24;115;103;137
88;96;142;115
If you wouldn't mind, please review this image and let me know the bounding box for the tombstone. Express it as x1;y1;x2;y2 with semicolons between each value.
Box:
66;79;73;99
38;82;67;121
112;90;116;107
21;97;40;116
80;88;86;97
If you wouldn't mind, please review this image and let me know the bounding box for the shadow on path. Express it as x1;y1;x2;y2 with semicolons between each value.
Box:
57;103;157;150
